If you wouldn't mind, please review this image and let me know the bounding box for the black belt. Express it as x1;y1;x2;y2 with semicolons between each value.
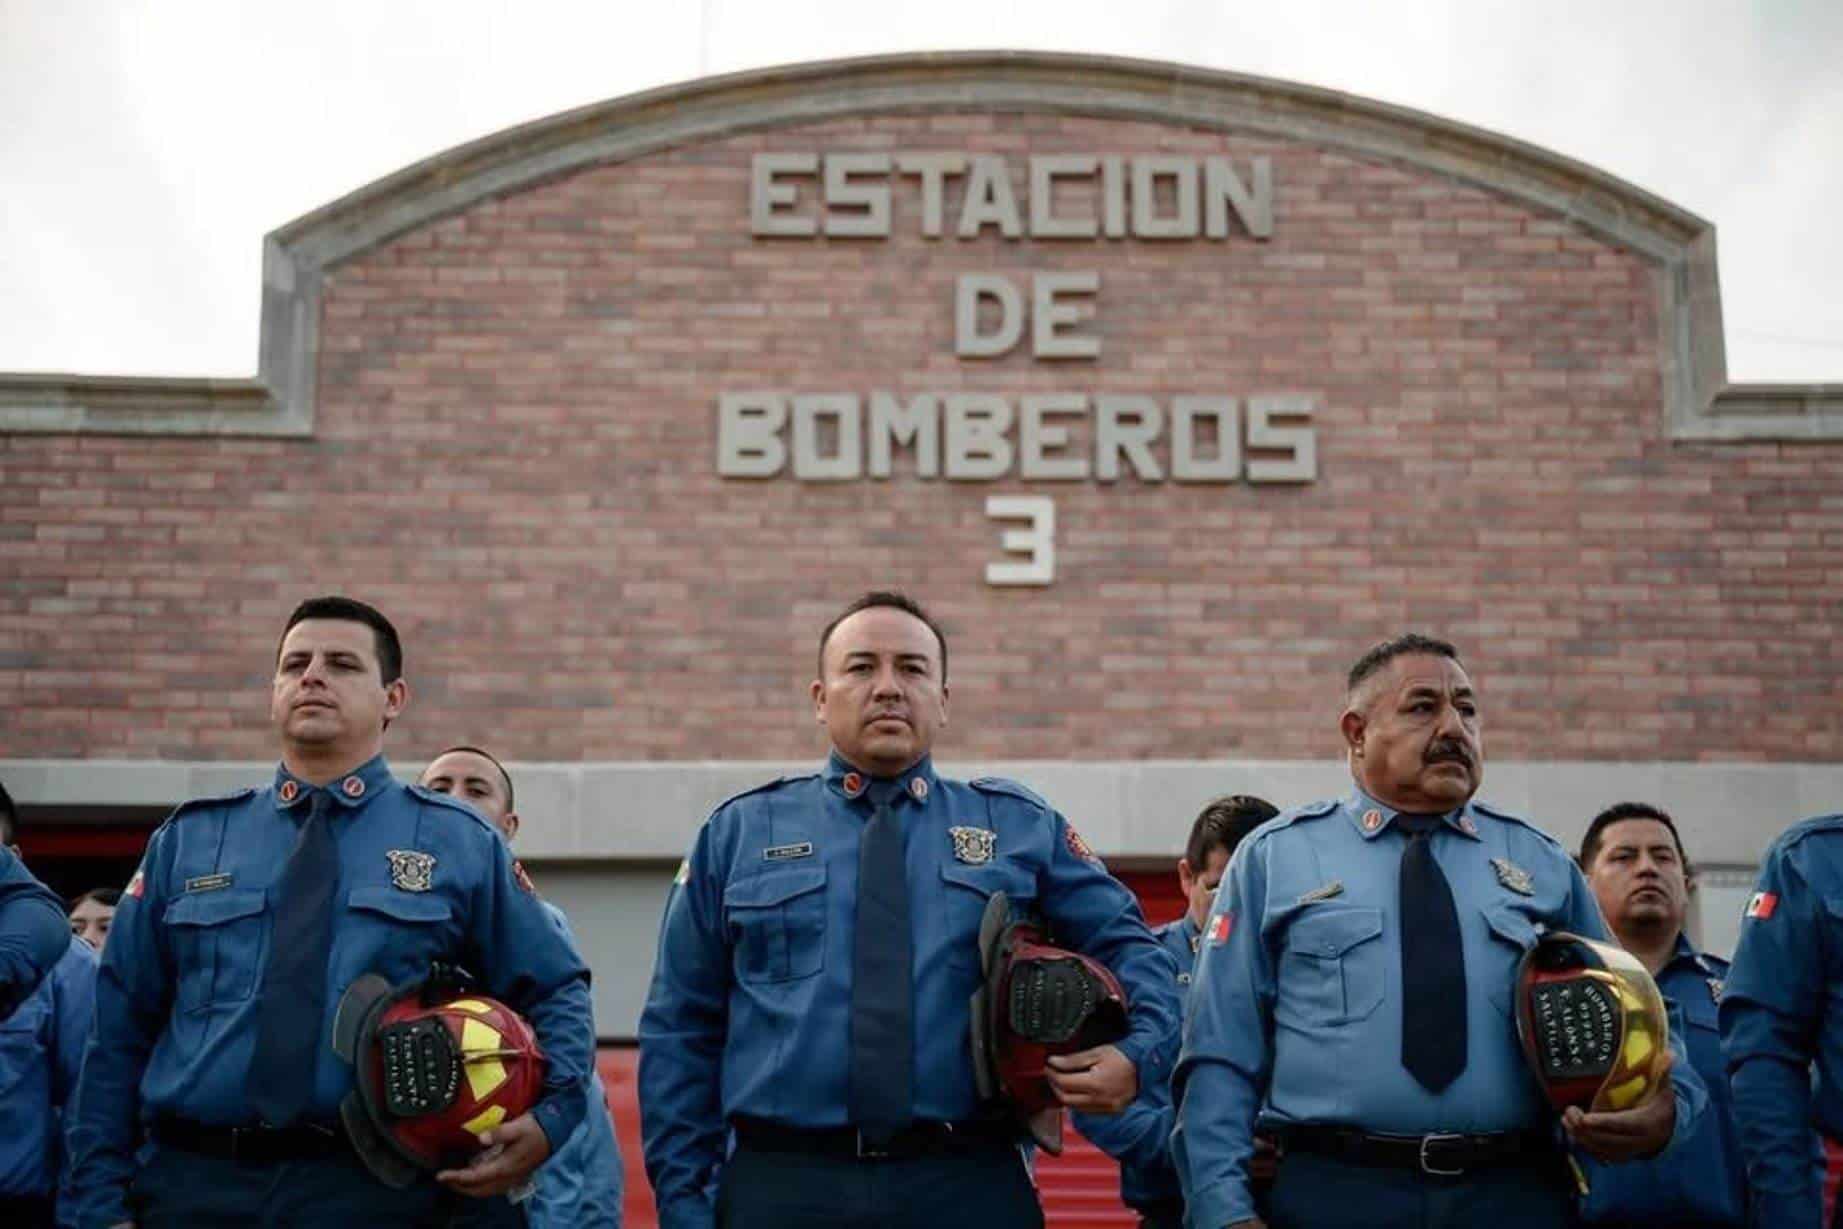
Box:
152;1116;352;1165
1276;1124;1553;1177
731;1116;1018;1161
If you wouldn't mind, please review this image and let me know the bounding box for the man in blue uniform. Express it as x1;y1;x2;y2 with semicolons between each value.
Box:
67;596;594;1229
638;591;1182;1229
0;787;69;1023
1575;801;1753;1226
1175;633;1703;1229
0;782;100;1228
1720;810;1843;1227
1073;794;1278;1229
420;745;625;1229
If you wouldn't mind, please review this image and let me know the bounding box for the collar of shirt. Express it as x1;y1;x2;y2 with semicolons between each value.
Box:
272;753;395;814
1342;787;1482;843
1663;929;1722;979
821;749;938;807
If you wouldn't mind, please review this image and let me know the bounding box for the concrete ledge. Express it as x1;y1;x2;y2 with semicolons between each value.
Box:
6;755;1833;868
0;51;1833;441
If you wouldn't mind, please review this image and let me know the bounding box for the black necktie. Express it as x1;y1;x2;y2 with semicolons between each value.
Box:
848;782;913;1143
250;790;340;1125
1398;813;1467;1092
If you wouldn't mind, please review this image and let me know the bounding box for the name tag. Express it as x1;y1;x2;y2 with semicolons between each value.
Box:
184;873;233;894
763;842;814;862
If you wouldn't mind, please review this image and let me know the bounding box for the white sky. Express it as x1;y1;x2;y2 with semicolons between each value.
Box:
2;0;1839;382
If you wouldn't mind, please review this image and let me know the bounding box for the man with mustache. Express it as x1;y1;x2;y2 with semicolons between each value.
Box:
638;590;1181;1229
1573;802;1757;1227
68;596;594;1228
1174;634;1704;1229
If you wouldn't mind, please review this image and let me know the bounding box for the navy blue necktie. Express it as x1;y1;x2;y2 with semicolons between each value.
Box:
848;782;913;1143
250;790;340;1125
1398;814;1467;1092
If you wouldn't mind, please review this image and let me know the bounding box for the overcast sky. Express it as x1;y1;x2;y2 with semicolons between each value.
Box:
2;0;1838;382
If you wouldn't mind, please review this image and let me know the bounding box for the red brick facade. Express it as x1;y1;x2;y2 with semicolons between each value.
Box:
5;108;1839;763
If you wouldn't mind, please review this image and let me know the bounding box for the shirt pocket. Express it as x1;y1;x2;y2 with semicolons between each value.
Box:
724;865;828;985
939;863;1036;970
346;887;456;967
1278;905;1386;1026
1483;904;1541;1018
165;889;268;1013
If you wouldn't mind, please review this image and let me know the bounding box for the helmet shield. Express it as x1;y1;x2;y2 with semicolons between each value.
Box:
1514;931;1670;1114
969;891;1130;1153
332;968;546;1187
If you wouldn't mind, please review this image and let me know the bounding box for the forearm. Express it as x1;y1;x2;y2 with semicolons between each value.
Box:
524;975;594;1148
1730;1052;1824;1224
1174;1059;1262;1229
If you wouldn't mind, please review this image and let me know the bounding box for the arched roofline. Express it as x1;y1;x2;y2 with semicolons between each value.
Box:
2;51;1835;438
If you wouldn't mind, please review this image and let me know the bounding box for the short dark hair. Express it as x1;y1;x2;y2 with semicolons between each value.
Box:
817;591;948;683
0;779;16;845
427;745;515;811
1347;633;1461;695
279;596;403;684
1186;794;1280;870
70;887;122;911
1580;801;1692;873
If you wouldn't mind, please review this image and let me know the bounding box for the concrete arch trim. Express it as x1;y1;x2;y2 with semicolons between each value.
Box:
2;50;1836;438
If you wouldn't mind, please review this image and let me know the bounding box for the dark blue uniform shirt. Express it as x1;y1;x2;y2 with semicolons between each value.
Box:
1175;790;1707;1229
1578;934;1746;1226
637;753;1182;1229
66;756;594;1229
0;935;97;1218
0;846;71;1019
1721;813;1843;1228
1072;916;1195;1215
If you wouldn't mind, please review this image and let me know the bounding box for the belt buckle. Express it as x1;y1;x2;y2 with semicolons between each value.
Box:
1418;1132;1467;1177
855;1130;892;1161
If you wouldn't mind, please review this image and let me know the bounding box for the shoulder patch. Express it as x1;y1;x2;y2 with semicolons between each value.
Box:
969;777;1052;810
167;787;258;821
407;784;499;830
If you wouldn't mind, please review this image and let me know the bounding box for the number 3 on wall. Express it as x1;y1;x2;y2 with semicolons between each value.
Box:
985;496;1055;587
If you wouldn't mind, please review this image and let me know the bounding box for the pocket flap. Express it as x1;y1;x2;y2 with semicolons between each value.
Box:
1289;906;1383;958
724;865;827;909
165;889;266;928
1483;905;1540;952
939;863;1008;897
347;886;453;924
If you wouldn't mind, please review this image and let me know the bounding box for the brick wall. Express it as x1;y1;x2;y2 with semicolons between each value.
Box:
4;112;1839;762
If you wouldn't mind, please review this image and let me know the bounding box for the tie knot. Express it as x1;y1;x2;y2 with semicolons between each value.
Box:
1397;813;1443;837
865;779;904;809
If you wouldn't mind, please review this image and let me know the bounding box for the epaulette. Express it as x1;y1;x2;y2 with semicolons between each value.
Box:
407;783;498;831
969;777;1052;811
1769;813;1843;855
166;787;258;821
1471;799;1565;846
711;773;815;814
1239;799;1336;844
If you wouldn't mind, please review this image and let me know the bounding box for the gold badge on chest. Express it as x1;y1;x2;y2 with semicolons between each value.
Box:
386;849;436;892
949;826;997;865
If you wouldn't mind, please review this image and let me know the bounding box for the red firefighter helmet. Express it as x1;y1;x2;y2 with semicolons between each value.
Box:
1514;932;1671;1114
331;964;546;1187
969;892;1130;1154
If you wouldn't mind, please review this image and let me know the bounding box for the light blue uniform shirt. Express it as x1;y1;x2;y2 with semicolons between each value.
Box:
1720;813;1843;1228
67;756;595;1229
528;901;623;1229
638;753;1182;1229
1072;916;1196;1215
1175;790;1707;1229
0;936;96;1223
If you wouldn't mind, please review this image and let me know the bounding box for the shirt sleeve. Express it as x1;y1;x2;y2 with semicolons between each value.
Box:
1071;1095;1175;1179
68;830;178;1229
466;828;595;1152
636;828;730;1229
52;942;99;1229
0;846;69;1019
1173;834;1274;1229
1037;810;1182;1085
529;1070;626;1229
1720;834;1829;1226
